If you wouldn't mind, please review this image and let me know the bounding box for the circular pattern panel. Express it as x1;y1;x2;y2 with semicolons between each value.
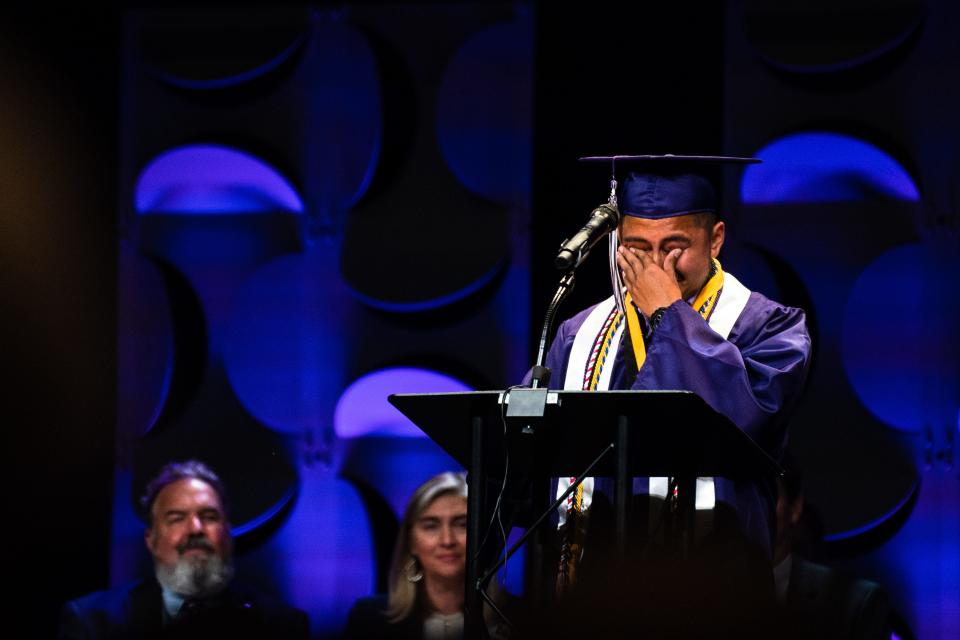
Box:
138;8;307;90
117;245;175;437
136;144;304;214
237;468;374;637
436;19;533;204
305;19;383;213
334;367;472;439
842;244;943;433
223;250;355;435
742;0;924;73
741;131;919;204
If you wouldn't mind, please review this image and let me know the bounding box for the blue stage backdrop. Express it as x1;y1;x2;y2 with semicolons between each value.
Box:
104;3;960;639
724;2;959;637
112;5;532;636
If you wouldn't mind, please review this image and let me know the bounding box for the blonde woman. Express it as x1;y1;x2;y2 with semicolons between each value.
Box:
344;472;505;639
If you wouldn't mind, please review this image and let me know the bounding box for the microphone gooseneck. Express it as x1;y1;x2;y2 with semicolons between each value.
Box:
554;203;621;271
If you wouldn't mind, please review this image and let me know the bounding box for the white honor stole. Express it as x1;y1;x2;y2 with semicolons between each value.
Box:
556;272;752;518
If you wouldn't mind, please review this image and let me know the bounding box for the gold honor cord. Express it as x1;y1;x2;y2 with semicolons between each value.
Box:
623;258;724;370
588;312;623;391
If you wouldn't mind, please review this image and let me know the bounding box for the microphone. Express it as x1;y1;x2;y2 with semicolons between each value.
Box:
554;203;620;271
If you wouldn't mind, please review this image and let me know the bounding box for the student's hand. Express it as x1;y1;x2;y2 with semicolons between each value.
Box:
616;246;682;317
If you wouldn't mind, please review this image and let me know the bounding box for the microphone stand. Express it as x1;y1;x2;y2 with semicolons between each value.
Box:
471;197;618;636
529;269;576;389
472;270;580;632
475;202;614;632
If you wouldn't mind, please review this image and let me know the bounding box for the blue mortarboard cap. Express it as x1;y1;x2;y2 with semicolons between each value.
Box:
579;154;761;219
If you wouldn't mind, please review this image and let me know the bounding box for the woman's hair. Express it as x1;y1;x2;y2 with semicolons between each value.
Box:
385;471;468;623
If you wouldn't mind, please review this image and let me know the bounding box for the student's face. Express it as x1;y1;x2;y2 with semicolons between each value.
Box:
619;213;725;300
145;478;231;571
410;494;468;585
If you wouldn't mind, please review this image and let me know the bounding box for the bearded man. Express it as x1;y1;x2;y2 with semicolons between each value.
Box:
59;460;306;639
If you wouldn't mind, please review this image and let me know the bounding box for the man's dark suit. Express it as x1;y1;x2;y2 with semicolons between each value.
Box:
782;556;892;640
59;578;308;640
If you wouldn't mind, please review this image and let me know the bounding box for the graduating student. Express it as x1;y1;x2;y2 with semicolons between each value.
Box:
537;155;812;561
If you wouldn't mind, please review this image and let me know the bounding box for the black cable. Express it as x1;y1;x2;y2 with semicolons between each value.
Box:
473;385;519;565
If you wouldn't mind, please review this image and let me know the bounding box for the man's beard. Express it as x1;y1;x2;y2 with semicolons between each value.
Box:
155;540;234;598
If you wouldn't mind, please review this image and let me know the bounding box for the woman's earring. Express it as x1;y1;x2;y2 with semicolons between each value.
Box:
406;557;423;583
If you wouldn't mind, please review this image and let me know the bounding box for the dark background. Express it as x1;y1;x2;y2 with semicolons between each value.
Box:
4;2;957;639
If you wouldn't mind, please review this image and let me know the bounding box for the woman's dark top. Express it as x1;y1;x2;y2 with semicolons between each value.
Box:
342;595;423;640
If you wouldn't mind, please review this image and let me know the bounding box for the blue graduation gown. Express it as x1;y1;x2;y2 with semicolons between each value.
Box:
535;288;812;555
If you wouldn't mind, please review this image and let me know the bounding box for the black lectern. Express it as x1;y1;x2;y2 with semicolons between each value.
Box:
388;389;779;639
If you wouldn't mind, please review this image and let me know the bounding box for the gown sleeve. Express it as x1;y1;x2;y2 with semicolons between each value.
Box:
632;295;812;453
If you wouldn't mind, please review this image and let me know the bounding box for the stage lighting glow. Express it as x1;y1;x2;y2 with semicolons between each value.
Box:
741;132;919;204
135;144;304;214
334;367;472;439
